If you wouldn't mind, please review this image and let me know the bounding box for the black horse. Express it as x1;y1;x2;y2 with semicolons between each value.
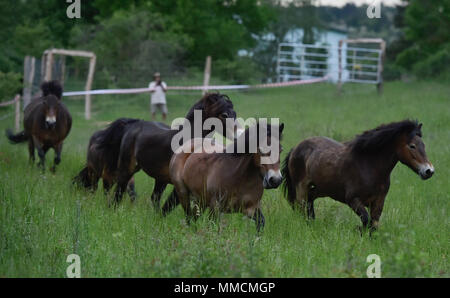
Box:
6;81;72;172
93;93;241;208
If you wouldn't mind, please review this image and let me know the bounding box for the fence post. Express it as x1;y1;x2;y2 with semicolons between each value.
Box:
45;50;54;81
85;55;96;120
202;56;211;95
376;40;386;95
337;40;343;95
23;56;35;109
15;94;21;132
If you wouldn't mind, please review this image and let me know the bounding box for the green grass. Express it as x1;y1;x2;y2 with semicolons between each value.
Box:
0;80;449;277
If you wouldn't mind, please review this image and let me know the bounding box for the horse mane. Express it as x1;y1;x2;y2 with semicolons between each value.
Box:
41;81;63;99
227;122;282;155
350;119;422;154
185;92;233;120
96;118;140;151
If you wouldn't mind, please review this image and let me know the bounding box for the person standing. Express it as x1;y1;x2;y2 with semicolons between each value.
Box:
149;72;168;121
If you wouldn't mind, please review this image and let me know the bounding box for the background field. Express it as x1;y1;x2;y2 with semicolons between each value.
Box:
0;81;448;277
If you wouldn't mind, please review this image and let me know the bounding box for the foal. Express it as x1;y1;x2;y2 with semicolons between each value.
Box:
170;123;284;231
282;120;434;231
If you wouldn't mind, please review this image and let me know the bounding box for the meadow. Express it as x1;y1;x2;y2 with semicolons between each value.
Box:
0;80;448;277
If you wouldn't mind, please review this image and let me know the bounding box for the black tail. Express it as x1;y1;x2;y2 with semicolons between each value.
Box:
5;129;28;144
41;80;63;99
73;166;92;189
281;149;296;205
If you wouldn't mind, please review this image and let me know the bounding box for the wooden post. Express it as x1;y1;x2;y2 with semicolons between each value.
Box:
41;52;47;83
23;56;35;109
376;40;386;95
45;50;54;81
14;94;21;132
337;40;343;95
60;55;66;88
202;56;211;95
85;55;96;120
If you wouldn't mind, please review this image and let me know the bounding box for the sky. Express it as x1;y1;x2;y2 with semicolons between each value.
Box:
316;0;403;7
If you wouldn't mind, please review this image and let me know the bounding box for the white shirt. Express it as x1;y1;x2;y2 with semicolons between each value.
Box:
149;81;167;104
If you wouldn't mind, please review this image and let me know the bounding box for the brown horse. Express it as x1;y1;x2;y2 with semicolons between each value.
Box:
6;81;72;172
282;120;434;231
170;122;284;231
107;93;241;206
73;118;139;197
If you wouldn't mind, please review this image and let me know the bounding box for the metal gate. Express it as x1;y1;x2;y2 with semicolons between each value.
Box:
277;39;384;85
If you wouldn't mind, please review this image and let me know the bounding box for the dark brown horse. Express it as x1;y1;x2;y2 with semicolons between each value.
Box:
73;118;139;197
170;122;284;231
103;93;241;207
6;81;72;172
282;120;434;231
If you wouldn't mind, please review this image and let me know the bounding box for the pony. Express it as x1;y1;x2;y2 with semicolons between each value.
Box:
169;122;284;231
6;81;72;172
97;93;241;206
282;120;434;231
73;118;139;198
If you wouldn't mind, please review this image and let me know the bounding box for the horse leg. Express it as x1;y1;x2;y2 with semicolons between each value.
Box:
306;187;316;219
126;177;137;202
161;190;180;216
369;196;386;232
50;142;62;173
251;208;265;233
33;137;46;171
307;199;316;220
150;180;167;210
292;181;308;213
348;198;369;231
28;139;35;164
103;177;113;195
114;139;137;205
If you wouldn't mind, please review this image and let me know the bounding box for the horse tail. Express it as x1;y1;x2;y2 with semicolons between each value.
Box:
5;129;28;144
41;80;63;99
282;148;297;205
73;166;92;188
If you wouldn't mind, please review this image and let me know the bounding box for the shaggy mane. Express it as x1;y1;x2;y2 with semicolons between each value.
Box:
185;92;233;120
350;120;422;154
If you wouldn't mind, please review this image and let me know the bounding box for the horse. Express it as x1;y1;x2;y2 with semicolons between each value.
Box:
169;122;284;231
282;120;434;231
102;93;242;207
6;81;72;172
73;118;139;198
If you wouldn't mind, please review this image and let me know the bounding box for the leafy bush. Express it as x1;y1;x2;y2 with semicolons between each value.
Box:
70;9;192;88
0;72;22;104
383;63;404;81
413;43;450;78
214;56;264;85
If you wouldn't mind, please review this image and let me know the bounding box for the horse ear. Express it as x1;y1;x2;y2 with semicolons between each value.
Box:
279;123;284;134
418;123;423;130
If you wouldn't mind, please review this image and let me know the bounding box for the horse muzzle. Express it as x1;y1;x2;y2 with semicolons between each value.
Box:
45;116;57;129
418;163;434;180
263;170;282;189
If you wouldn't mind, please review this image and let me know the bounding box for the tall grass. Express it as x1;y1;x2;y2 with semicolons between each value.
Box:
0;81;448;277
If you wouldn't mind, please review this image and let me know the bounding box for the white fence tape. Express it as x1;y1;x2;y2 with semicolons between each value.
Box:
62;76;328;97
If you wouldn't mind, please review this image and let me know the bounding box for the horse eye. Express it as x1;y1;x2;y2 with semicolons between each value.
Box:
409;144;416;150
220;113;228;118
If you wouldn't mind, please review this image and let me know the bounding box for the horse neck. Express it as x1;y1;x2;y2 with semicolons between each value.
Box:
184;109;213;138
355;144;399;178
227;153;259;179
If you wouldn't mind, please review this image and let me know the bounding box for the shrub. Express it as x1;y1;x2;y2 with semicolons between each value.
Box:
0;71;22;104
